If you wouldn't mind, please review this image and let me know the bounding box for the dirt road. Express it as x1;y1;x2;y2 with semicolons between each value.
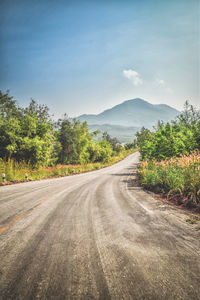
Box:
0;152;199;299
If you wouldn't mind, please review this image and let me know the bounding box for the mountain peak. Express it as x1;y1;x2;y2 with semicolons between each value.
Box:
77;98;179;128
120;98;152;107
123;98;148;103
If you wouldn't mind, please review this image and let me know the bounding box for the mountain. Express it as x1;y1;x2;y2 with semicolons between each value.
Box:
77;98;179;128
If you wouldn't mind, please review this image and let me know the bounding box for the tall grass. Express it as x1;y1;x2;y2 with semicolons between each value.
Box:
137;152;200;208
0;149;134;184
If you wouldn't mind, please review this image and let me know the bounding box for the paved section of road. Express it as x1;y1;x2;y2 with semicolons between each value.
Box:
0;152;200;300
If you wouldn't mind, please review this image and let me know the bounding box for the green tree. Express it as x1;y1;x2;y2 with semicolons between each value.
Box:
102;132;122;154
0;90;20;119
135;102;200;161
58;118;92;164
0;91;55;165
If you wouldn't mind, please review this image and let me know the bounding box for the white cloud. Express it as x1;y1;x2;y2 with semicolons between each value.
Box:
166;87;174;94
156;79;165;85
156;78;173;94
123;69;143;86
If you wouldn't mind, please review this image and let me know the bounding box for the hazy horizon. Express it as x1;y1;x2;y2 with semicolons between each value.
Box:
0;0;199;118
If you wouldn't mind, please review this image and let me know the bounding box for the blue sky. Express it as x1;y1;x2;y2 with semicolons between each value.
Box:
0;0;199;117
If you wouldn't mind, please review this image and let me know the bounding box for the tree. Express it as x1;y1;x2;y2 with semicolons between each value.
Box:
23;99;51;122
135;102;200;160
0;90;55;165
124;141;136;150
0;90;20;119
58;119;92;164
102;132;122;154
176;101;200;127
0;90;125;166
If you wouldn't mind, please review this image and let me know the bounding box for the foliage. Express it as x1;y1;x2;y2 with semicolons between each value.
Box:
138;152;200;208
57;119;115;164
124;141;137;150
0;149;134;183
136;102;200;210
0;90;127;168
86;139;113;163
136;102;200;161
0;90;20;119
57;118;91;164
186;217;199;224
102;131;123;154
0;92;55;165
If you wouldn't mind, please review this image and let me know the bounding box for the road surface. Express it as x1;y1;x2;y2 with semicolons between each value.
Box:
0;152;200;300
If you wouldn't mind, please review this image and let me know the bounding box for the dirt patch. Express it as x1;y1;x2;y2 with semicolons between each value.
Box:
132;175;200;217
153;193;200;216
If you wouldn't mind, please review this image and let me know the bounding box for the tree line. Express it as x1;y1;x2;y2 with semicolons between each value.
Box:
0;90;123;166
135;101;200;160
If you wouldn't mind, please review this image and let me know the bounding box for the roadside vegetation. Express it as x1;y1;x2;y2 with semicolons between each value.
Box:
136;101;200;211
0;149;133;183
0;90;134;183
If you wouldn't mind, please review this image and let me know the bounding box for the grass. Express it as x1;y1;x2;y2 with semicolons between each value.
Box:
137;152;200;210
186;218;198;224
0;149;135;184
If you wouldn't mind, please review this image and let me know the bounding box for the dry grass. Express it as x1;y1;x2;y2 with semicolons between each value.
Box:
0;150;134;184
138;152;200;210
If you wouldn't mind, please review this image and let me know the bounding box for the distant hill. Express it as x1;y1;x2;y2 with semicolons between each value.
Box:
76;98;180;142
88;124;140;143
77;98;179;128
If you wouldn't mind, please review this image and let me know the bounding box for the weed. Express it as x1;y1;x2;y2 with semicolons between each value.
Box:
137;152;200;207
186;218;198;224
0;149;135;184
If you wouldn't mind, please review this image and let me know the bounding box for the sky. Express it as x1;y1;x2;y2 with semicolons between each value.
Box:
0;0;199;118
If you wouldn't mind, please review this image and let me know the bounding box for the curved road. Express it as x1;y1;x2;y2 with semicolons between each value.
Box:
0;152;200;299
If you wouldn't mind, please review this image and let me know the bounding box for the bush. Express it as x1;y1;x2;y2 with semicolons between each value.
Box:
136;102;200;161
0;150;135;183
